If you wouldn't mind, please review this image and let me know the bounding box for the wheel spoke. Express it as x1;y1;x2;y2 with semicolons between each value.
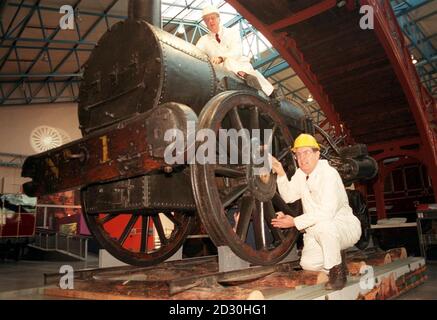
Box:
277;147;291;161
228;108;250;148
252;200;266;250
140;215;150;253
152;214;168;246
266;124;277;152
272;192;297;217
118;215;139;246
214;165;245;178
273;135;280;158
235;196;254;241
216;138;230;163
229;107;244;131
82;186;194;266
250;106;260;130
222;184;248;208
98;213;119;225
263;200;285;242
218;132;242;163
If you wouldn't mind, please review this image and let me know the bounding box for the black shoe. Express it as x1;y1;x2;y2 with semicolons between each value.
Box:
342;250;348;275
244;74;263;91
325;251;347;290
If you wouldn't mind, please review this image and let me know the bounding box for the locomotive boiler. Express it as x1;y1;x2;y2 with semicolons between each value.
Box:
21;0;377;266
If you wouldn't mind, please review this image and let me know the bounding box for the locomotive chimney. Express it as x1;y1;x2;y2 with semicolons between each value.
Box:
128;0;161;27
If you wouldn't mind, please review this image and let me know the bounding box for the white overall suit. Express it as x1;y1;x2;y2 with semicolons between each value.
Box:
277;160;362;272
196;26;274;96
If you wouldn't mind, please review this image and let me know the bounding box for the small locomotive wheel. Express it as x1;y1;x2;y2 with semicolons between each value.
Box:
191;91;300;265
81;189;194;266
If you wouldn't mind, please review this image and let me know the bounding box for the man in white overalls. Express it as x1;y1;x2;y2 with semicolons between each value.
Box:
196;5;275;96
271;134;362;290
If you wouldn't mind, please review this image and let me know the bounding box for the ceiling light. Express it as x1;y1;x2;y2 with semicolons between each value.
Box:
307;94;313;102
411;54;417;65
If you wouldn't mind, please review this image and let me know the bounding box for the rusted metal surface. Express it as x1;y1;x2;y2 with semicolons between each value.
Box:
22;102;197;197
83;170;196;213
78;20;224;135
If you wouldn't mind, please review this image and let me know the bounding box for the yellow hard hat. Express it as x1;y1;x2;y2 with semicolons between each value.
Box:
292;133;320;152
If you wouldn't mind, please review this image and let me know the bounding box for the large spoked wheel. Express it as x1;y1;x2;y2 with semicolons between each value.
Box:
81;188;194;266
191;91;300;265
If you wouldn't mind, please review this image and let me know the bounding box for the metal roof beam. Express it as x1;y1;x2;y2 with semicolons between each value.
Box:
1;0;23;39
8;2;127;20
0;79;81;84
0;44;93;51
393;1;437;93
0;36;97;46
0;73;83;78
0;0;83;104
252;51;280;69
392;0;432;17
416;54;437;67
263;60;290;78
0;0;41;71
413;8;437;23
408;32;437;49
26;0;119;104
50;78;77;103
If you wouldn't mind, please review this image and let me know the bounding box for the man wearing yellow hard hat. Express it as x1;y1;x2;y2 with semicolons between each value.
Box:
271;133;361;290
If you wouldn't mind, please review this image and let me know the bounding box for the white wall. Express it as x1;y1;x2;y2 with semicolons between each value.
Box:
1;168;25;194
0;102;82;193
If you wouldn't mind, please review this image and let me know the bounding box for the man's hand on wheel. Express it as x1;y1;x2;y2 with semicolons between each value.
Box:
271;211;295;228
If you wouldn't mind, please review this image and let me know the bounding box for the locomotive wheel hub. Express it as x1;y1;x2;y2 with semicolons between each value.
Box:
247;165;277;202
258;172;270;185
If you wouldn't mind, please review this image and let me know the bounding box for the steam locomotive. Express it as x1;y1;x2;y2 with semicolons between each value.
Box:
21;0;377;266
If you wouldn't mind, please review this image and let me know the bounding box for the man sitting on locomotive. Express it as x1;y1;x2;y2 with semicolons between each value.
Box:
196;5;275;97
270;134;362;290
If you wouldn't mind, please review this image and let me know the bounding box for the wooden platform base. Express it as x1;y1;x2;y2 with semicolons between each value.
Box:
43;249;426;300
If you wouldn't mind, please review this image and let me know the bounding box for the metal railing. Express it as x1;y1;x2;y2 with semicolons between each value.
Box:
30;228;89;261
35;203;82;228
